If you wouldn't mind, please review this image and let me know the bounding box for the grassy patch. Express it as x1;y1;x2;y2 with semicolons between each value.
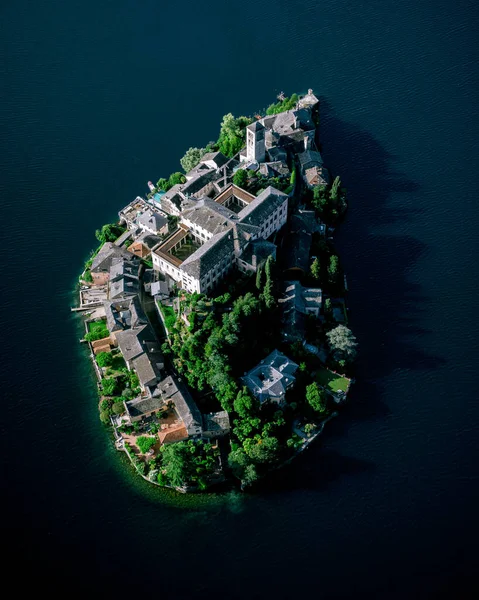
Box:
171;241;201;261
110;354;126;371
158;302;177;332
88;320;108;334
316;367;349;394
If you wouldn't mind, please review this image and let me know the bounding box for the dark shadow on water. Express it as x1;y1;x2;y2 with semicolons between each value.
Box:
252;447;375;495
319;97;446;380
261;100;447;493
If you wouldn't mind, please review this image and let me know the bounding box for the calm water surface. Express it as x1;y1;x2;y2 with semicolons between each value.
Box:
1;0;479;597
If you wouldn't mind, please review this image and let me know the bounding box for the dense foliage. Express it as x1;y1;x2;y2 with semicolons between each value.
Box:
95;223;126;244
326;325;358;364
180;147;206;173
137;436;157;454
266;93;299;115
311;176;347;224
96;351;113;368
156;172;187;192
217;113;253;158
158;440;219;489
233;168;248;188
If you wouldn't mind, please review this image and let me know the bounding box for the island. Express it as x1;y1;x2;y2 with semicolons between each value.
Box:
75;89;358;492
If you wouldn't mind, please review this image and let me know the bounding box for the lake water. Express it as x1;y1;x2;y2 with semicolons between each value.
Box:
1;0;479;597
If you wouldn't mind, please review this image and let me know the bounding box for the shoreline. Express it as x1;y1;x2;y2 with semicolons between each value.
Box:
75;89;357;494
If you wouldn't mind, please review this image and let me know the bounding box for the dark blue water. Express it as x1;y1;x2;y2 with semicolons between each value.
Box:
2;0;479;597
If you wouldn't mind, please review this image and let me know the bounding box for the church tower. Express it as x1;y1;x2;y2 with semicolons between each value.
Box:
246;121;266;163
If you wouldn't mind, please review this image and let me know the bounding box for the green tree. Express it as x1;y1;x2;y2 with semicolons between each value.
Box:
328;255;340;284
290;164;297;186
156;177;169;191
324;298;333;319
255;263;264;290
180;147;205;172
234;387;258;418
217;113;252;158
326;325;358;363
266;93;299;115
102;377;118;396
305;382;327;413
95;223;125;244
111;403;125;415
243;436;280;464
330;176;341;203
228;447;250;479
233;168;248;188
168;172;187;187
96;351;113;368
160;442;191;487
99;410;110;424
311;257;321;281
264;255;274;282
84;328;109;342
137;436;157;454
242;464;259;486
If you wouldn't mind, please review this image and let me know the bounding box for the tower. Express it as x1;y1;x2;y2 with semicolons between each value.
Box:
246;121;266;163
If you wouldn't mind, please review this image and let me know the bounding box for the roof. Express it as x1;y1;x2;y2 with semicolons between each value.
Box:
283;229;311;273
104;296;146;332
150;280;169;297
137;209;168;232
181;198;238;235
125;396;165;419
267;146;288;162
131;352;163;387
158;425;188;444
202;411;231;435
240;239;276;267
247;120;265;132
259;161;290;178
242;350;299;404
91;242;136;273
304;165;330;187
200;151;229;169
238;186;288;227
289;209;319;234
155;375;202;435
180;229;233;279
109;258;140;282
182;170;217;197
278;282;322;338
298;149;323;168
109;276;139;299
115;324;155;362
297;90;319;109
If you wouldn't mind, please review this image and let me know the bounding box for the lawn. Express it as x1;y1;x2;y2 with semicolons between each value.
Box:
172;241;201;261
316;367;350;394
158;302;177;332
110;353;126;371
88;320;109;335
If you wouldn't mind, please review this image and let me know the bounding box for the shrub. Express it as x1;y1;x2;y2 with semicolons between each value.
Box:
102;377;118;396
99;410;111;424
111;403;125;415
137;436;157;454
96;352;113;368
233;168;248;188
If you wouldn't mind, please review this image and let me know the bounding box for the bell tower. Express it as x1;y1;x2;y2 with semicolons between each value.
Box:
246;121;266;163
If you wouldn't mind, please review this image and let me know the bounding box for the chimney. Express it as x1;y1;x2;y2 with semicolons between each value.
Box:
304;135;311;150
252;253;257;269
